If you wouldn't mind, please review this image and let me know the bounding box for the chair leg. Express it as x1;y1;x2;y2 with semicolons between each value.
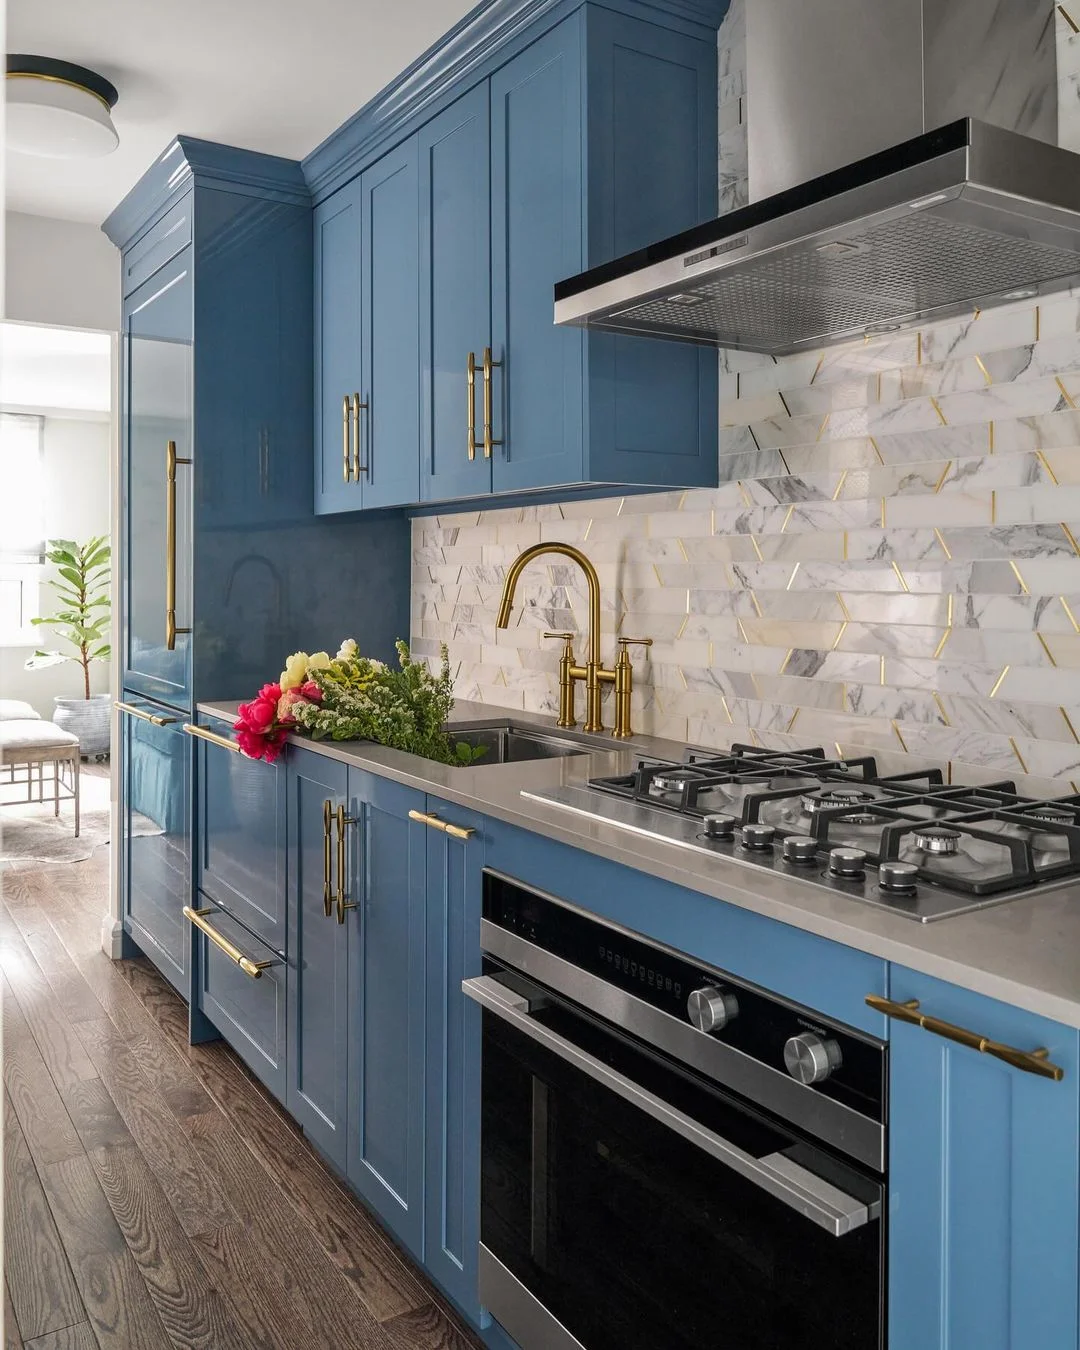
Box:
73;755;80;838
54;760;60;817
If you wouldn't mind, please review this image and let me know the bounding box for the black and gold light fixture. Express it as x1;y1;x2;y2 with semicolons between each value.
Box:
5;54;119;158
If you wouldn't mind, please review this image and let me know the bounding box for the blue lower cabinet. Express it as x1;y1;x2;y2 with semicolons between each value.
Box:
887;967;1080;1350
346;772;428;1259
286;748;350;1170
423;798;487;1322
193;900;287;1100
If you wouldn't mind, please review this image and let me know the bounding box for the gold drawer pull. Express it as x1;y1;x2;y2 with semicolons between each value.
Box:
467;352;478;461
335;804;359;924
115;700;179;727
408;808;475;841
481;347;502;460
183;723;242;754
866;994;1064;1081
342;395;352;481
184;907;273;979
352;392;368;479
165;439;192;650
322;799;334;918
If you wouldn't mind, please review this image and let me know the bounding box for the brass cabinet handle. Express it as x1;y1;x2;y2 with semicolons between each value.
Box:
408;808;476;841
467;352;478;461
482;347;503;460
182;723;242;754
322;799;334;918
866;994;1065;1081
342;395;352;481
336;804;359;924
184;907;274;979
165;439;192;650
114;700;180;727
352;392;369;479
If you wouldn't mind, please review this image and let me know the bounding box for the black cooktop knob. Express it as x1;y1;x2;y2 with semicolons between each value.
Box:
828;846;867;880
702;813;737;840
741;823;776;851
782;835;819;866
878;860;919;894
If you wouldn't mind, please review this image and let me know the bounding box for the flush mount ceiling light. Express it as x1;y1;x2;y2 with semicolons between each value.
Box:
5;55;119;158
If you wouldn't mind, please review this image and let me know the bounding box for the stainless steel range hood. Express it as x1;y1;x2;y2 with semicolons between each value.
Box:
554;0;1080;356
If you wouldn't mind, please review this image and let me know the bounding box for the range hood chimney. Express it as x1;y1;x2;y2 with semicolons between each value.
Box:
554;0;1080;355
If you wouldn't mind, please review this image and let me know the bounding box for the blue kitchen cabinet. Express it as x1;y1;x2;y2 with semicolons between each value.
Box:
360;140;422;508
887;967;1080;1350
313;179;364;514
346;771;428;1259
286;747;350;1170
419;85;492;503
422;798;487;1322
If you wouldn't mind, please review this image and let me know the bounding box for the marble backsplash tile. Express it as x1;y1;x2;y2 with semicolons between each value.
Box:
412;291;1080;796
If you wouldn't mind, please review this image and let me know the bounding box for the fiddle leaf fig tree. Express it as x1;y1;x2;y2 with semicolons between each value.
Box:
24;536;112;700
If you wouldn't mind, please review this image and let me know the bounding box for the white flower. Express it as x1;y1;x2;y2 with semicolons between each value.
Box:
336;638;358;661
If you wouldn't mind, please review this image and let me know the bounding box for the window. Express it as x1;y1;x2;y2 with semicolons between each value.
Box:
0;413;44;643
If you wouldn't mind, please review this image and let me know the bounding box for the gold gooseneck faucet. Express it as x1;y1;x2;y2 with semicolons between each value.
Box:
495;542;651;738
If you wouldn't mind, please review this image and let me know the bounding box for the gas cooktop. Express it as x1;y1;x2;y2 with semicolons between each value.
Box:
522;743;1080;922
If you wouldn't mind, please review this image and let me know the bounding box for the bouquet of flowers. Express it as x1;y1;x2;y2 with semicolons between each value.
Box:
233;638;485;766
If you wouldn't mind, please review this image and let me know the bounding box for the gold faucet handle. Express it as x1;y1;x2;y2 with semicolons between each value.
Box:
543;630;577;651
616;637;653;660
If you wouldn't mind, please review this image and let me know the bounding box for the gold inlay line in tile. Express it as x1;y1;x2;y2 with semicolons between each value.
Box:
1056;377;1079;410
892;721;909;753
786;562;801;591
736;616;750;643
916;331;923;366
738;479;752;507
973;306;982;320
932;692;951;726
933;528;952;560
832;620;849;650
1009;560;1030;594
721;694;733;723
677;537;689;561
675;615;689;640
1036;450;1060;485
779;648;794;673
869;436;885;465
991;490;997;524
933;627;952;660
974;354;993;386
934;461;953;493
750;591;764;617
989;421;995;453
988;665;1010;699
947;592;954;627
836;592;852;621
817;412;831;442
892;561;910;592
879;654;886;686
1036;303;1042;340
1061;4;1080;35
1063;523;1080;556
930;396;948;425
842;531;849;561
777;447;793;475
810;353;826;385
1009;737;1029;774
780;504;796;533
1037;631;1059;666
1061;708;1080;745
880;497;887;528
777;390;792;418
832;469;849;501
787;708;800;733
1061;596;1080;632
750;535;764;561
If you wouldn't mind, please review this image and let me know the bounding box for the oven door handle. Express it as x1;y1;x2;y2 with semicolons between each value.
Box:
463;974;879;1239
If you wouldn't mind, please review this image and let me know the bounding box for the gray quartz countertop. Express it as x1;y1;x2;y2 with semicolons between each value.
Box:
199;698;1080;1028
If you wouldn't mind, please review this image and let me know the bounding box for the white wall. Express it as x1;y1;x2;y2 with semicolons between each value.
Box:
1;416;112;717
4;212;120;333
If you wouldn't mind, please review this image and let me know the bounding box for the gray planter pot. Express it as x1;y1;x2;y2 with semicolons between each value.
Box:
53;693;111;757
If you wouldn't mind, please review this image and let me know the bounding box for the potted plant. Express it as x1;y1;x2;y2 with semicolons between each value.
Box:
24;535;112;758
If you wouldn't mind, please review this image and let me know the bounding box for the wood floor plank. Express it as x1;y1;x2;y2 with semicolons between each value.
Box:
185;1112;390;1349
3;1094;85;1341
60;1078;133;1153
23;920;114;1026
2;978;84;1167
71;1017;237;1238
188;1226;308;1350
125;1025;217;1123
89;1142;251;1350
23;1324;97;1350
38;1153;172;1350
383;1303;485;1350
5;1281;25;1350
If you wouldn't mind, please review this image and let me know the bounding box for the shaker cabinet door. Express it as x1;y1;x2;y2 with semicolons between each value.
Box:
314;181;364;516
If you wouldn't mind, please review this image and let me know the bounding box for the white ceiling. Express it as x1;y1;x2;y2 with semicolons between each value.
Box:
0;323;111;415
6;0;478;225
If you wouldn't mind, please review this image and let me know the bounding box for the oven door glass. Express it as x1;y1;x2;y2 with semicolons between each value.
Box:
475;973;884;1350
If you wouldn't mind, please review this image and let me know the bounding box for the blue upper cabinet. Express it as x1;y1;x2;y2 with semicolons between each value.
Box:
308;0;724;511
419;85;492;503
360;140;421;509
314;179;364;514
887;967;1079;1350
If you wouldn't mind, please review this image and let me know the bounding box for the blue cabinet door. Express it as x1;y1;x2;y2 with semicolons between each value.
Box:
419;85;492;503
423;799;487;1323
195;712;285;953
123;252;194;707
314;180;364;515
118;699;190;995
887;968;1080;1350
286;747;350;1171
360;139;421;508
346;771;427;1258
490;19;586;495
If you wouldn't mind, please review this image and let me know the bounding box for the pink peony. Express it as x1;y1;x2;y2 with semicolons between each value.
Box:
300;680;323;703
238;681;283;735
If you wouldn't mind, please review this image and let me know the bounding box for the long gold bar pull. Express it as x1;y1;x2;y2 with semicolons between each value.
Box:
322;799;334;918
165;439;192;650
342;395;352;481
408;808;476;840
352;392;369;480
184;907;274;979
467;353;478;461
336;804;359;924
865;994;1065;1081
482;347;503;459
182;723;243;754
114;700;180;727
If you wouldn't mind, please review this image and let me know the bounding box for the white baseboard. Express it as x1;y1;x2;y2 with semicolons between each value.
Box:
101;913;126;959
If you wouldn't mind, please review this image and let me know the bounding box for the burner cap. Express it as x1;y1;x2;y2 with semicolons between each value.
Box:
802;786;877;820
912;826;962;856
650;771;693;795
1025;804;1075;827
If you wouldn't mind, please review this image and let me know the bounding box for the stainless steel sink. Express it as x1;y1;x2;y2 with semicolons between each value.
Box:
450;722;591;764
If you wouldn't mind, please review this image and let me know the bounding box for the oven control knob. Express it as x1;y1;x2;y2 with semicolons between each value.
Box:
828;846;867;880
783;835;819;866
784;1032;842;1085
687;986;740;1033
878;861;919;894
740;823;776;851
703;813;737;840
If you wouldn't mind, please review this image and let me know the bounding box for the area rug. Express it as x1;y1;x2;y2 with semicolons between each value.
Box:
0;773;161;866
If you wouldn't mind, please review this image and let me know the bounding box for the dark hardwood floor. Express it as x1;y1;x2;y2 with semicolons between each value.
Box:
1;832;485;1350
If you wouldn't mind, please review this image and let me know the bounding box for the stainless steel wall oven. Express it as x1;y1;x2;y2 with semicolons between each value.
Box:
465;871;887;1350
